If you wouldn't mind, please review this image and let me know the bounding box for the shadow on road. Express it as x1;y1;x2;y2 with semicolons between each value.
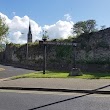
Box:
28;84;110;110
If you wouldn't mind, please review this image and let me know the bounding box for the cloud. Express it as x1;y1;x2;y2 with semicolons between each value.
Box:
64;14;72;21
0;12;11;24
43;20;74;39
0;13;42;44
0;12;74;44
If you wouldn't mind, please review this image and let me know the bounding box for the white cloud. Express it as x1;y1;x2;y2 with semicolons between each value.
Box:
43;20;74;39
0;12;11;24
0;12;74;44
64;14;72;21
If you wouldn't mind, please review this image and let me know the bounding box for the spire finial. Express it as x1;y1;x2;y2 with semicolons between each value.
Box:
27;20;32;43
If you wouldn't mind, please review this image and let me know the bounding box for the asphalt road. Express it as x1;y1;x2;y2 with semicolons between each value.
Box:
0;90;110;110
0;64;36;78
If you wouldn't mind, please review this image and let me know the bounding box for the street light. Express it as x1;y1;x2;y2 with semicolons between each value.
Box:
42;38;47;74
42;30;48;74
39;30;48;74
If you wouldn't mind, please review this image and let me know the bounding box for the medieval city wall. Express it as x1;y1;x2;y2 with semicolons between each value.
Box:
1;28;110;72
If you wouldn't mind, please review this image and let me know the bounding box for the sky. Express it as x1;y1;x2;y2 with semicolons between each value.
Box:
0;0;110;44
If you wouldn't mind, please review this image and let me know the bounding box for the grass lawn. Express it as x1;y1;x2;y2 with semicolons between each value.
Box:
11;71;110;79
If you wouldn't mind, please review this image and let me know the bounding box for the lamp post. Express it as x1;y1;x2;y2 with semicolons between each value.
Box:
42;30;49;74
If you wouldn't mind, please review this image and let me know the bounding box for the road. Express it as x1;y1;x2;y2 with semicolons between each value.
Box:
0;90;110;110
0;64;36;78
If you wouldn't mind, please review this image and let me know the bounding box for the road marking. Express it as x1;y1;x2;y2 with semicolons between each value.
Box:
0;90;109;99
0;90;109;98
0;68;5;71
0;89;84;96
89;94;110;98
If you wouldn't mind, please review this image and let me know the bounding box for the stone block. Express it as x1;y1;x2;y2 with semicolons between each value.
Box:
69;68;83;76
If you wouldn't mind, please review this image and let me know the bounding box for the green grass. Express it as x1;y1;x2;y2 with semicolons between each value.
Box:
11;71;110;80
12;71;69;79
74;72;110;79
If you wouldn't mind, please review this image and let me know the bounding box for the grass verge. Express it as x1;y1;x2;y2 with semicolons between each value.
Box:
11;71;110;80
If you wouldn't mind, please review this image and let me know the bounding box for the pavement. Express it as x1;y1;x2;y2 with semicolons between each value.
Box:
0;64;36;78
0;78;110;94
0;64;110;94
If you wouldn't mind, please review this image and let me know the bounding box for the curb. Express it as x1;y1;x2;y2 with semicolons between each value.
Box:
0;78;11;81
0;87;110;94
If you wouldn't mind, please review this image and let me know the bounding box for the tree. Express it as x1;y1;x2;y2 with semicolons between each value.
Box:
100;25;106;30
0;16;9;43
42;30;49;40
73;20;97;36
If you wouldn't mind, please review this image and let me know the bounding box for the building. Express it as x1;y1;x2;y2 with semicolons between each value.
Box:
27;22;32;43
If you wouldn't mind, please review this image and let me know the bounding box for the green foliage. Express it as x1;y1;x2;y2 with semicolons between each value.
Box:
0;44;6;52
8;43;39;49
29;42;39;46
42;30;49;40
100;25;106;30
68;36;74;41
8;43;24;48
0;17;9;43
73;20;97;36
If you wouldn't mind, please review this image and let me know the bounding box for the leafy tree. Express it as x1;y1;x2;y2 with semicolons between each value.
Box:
73;20;97;36
0;16;9;43
100;25;106;30
42;30;49;40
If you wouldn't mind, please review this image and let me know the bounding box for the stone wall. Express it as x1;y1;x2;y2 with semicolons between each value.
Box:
75;28;110;63
1;28;110;72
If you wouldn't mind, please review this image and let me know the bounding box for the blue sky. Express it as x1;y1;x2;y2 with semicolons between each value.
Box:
1;0;110;27
0;0;110;43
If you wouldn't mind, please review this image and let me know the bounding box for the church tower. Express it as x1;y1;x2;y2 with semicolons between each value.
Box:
27;22;32;43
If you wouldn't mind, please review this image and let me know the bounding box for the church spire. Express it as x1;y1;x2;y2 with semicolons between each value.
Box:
27;21;32;43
